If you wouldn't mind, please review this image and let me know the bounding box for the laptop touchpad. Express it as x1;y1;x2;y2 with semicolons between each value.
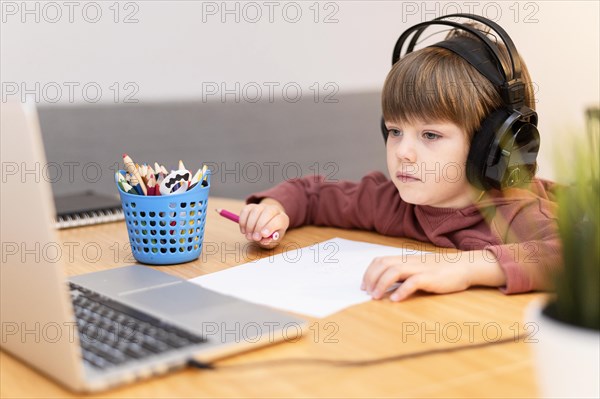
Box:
69;265;182;296
121;281;238;315
120;282;294;341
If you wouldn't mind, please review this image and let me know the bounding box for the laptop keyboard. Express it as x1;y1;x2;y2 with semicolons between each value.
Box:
69;282;206;370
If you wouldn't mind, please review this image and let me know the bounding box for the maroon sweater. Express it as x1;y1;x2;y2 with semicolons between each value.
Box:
247;171;561;294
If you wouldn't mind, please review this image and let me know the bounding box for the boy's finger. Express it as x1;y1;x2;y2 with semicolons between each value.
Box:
245;207;263;237
371;267;403;299
389;275;425;302
254;208;281;237
260;216;287;240
238;205;256;234
362;257;391;293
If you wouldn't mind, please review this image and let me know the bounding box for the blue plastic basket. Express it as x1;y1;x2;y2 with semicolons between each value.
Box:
116;170;210;265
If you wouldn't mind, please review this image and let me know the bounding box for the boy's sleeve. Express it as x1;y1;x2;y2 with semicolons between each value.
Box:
246;171;393;230
485;198;562;294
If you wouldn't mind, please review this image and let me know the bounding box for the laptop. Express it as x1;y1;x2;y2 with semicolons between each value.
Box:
0;102;307;392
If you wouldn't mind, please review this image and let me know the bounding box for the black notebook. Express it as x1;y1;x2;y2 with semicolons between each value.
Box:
54;191;124;229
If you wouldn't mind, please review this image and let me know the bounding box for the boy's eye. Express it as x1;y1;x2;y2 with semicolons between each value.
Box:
388;129;402;137
423;132;441;140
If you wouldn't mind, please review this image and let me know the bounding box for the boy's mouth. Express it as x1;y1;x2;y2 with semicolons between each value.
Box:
396;172;421;183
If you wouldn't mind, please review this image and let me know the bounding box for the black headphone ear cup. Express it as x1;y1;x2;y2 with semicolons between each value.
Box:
380;116;388;142
467;108;512;190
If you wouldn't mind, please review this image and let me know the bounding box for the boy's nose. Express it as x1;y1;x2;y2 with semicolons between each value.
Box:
394;138;417;162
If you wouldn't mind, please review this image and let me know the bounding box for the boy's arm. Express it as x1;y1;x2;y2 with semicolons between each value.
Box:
485;197;561;294
467;249;507;287
246;171;398;231
363;192;560;300
486;239;561;293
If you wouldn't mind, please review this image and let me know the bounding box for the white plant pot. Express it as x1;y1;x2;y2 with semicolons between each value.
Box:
526;299;600;398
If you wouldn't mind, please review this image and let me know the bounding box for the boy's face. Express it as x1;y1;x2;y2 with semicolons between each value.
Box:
385;119;480;208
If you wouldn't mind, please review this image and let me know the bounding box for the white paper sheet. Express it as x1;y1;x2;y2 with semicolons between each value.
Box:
189;238;424;318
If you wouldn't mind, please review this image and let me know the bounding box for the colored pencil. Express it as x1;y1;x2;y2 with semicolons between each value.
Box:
121;180;137;194
190;167;203;187
129;173;144;195
147;173;157;196
123;154;147;195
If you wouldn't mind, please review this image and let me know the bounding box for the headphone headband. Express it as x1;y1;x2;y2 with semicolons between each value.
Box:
391;14;526;108
439;14;521;79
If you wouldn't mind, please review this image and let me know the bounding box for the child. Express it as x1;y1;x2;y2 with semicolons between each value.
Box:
238;16;560;302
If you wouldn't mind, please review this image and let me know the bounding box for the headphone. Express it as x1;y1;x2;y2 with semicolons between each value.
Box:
381;14;540;190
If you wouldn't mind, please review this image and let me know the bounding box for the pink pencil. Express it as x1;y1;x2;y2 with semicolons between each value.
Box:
215;208;280;240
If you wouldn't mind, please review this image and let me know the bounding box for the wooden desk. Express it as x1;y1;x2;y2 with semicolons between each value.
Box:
1;197;544;398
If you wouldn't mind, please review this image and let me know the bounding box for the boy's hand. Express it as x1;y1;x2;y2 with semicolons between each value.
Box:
360;250;505;302
239;198;289;248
